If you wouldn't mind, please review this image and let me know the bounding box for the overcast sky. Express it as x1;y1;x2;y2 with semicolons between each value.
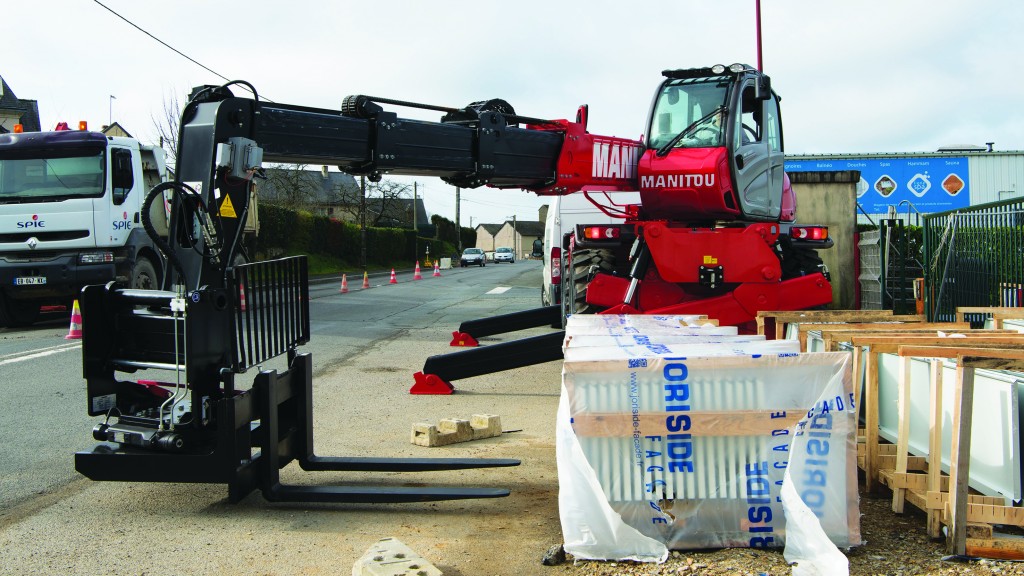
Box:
5;0;1022;226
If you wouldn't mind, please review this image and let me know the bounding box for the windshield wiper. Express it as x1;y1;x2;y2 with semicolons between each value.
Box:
0;195;69;204
655;105;725;157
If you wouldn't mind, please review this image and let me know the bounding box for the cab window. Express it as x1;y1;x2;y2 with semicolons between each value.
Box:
110;148;134;205
739;86;763;145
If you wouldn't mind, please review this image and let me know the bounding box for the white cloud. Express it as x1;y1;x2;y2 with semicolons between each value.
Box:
4;0;1022;224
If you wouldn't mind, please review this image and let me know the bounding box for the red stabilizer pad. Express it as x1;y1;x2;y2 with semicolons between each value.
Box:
410;372;455;395
449;331;479;347
135;380;173;400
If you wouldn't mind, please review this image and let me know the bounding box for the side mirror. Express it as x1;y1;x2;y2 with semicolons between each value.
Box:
575;105;589;130
755;75;772;101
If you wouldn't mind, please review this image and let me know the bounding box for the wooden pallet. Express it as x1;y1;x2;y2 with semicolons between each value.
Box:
955;306;1024;329
756;309;896;340
848;333;1024;506
882;344;1024;558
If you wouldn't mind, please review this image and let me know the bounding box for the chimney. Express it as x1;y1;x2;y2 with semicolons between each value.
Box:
986;142;995;152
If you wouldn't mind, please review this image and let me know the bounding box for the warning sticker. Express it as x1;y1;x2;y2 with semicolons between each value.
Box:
219;194;237;218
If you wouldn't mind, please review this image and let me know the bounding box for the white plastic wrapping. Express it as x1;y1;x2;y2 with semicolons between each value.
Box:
566;314;718;329
558;340;858;562
564;333;765;351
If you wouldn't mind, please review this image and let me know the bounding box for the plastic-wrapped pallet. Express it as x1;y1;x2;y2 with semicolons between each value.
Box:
565;332;765;351
557;339;858;563
563;315;739;352
566;314;718;329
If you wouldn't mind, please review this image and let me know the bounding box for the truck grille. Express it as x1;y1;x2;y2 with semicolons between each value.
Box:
0;230;90;243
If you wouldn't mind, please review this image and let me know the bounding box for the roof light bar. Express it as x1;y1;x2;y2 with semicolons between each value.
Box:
662;64;757;80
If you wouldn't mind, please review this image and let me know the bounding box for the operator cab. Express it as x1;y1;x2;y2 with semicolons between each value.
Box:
638;64;786;223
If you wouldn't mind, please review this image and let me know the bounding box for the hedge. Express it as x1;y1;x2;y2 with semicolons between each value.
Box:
256;203;455;267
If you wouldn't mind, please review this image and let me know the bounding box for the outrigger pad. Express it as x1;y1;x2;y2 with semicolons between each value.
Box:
411;372;455;395
449;331;479;347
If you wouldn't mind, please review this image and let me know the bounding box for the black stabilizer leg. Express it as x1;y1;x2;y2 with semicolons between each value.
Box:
422;331;565;385
450;306;561;346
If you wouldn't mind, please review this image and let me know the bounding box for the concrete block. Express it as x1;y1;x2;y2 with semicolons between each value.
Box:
411;414;502;447
352;537;442;576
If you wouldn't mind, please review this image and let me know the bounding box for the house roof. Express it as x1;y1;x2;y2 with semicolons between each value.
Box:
0;75;41;132
257;168;431;228
508;220;544;237
258;168;359;204
477;223;503;235
101;122;132;138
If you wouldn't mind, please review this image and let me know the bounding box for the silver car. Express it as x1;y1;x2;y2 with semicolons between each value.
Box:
460;248;486;267
494;247;515;263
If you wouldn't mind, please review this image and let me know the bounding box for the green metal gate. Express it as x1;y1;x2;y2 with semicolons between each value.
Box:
923;197;1024;324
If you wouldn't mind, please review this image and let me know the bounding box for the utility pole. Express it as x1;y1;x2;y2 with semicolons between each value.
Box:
513;215;517;256
455;186;462;253
359;176;367;268
413;182;418;262
506;214;518;256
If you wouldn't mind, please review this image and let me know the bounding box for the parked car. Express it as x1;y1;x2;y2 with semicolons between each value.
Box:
460;247;486;267
494;247;515;263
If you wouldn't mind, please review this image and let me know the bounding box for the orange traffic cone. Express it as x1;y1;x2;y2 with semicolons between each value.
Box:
433;262;441;277
238;283;247;311
65;299;83;340
340;274;349;293
389;268;398;284
413;261;423;280
362;271;370;289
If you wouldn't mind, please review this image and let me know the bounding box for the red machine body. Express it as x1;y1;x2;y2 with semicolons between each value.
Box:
542;64;832;330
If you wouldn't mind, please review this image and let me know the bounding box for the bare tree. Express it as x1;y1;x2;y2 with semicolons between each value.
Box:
151;90;183;168
330;178;412;227
259;164;325;210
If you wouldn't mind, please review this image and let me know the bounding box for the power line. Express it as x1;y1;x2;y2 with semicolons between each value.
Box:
91;0;234;86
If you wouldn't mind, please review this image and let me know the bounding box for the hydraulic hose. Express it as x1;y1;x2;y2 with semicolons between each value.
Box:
141;182;190;288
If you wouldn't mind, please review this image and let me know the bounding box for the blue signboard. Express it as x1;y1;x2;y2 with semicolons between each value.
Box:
784;157;970;214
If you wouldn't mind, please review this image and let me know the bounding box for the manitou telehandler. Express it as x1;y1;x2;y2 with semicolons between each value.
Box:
75;64;831;500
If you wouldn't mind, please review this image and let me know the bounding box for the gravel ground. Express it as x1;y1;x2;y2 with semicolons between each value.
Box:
552;492;1024;575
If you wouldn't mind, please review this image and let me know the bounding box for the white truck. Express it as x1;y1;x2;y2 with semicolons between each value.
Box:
541;190;640;308
0;125;170;326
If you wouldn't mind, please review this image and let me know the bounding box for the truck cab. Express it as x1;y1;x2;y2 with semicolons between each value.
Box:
639;64;787;223
0;127;168;326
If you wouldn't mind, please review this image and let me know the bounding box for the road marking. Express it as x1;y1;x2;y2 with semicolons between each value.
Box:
0;342;81;367
486;287;511;295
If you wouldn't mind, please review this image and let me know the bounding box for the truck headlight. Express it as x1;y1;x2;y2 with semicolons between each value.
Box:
79;252;114;264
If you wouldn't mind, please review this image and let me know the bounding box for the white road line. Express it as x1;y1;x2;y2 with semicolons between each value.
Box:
0;342;81;367
486;287;511;295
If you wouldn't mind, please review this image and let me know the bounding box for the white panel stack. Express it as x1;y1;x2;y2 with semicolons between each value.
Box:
558;315;859;559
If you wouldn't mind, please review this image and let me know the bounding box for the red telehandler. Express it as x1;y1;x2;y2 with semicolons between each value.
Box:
73;65;830;502
415;64;832;392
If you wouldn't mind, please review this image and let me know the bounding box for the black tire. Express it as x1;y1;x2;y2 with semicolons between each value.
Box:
0;295;41;327
778;236;828;280
131;257;159;291
561;246;615;327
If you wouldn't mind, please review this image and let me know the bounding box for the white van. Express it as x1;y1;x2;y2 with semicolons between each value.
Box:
541;191;641;306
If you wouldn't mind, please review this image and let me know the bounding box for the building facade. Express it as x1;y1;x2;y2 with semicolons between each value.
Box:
786;148;1024;224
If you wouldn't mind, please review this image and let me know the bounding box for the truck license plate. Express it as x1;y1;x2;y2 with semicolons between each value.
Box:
14;276;46;286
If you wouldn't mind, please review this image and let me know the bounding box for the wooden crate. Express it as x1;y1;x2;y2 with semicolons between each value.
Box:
881;344;1024;559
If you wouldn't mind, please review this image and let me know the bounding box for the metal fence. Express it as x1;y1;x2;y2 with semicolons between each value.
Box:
922;198;1024;323
230;256;310;372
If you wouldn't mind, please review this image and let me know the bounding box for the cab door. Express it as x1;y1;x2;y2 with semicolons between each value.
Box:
96;147;135;248
730;81;784;220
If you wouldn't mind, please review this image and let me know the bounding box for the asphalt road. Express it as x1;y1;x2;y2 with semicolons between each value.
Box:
0;259;570;575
